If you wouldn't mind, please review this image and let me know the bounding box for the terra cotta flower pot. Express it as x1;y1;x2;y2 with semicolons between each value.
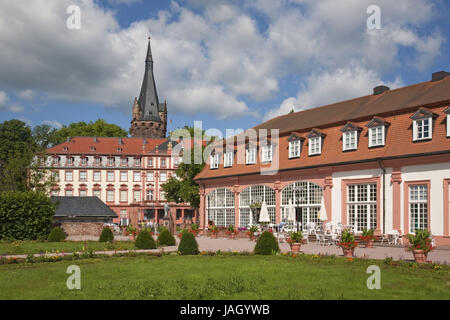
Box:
290;243;301;253
412;249;428;263
342;248;354;257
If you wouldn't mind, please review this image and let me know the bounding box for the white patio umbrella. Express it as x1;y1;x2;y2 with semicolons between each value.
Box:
287;199;296;222
319;196;328;221
259;201;271;223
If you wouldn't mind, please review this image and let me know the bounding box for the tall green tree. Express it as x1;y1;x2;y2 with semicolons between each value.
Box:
32;124;59;150
0;120;37;192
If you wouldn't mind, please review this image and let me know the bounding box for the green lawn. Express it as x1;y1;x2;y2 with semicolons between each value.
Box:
0;254;449;299
0;240;135;255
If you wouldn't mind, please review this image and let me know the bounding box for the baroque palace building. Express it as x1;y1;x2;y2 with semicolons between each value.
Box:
195;71;450;246
43;38;196;227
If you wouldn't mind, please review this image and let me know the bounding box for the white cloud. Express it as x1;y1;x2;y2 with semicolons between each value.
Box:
42;120;63;128
0;0;444;122
264;66;404;121
0;90;24;113
0;91;9;107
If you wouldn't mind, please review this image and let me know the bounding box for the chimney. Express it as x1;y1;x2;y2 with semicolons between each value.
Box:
431;71;450;82
93;137;98;143
66;137;70;142
373;85;390;95
118;138;123;145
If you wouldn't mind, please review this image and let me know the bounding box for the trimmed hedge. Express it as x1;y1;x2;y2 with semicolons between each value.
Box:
157;228;176;246
178;231;199;255
254;231;280;255
99;227;114;242
47;226;66;242
0;191;55;240
135;230;157;249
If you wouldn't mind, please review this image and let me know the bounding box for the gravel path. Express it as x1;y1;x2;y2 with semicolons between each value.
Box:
3;236;450;264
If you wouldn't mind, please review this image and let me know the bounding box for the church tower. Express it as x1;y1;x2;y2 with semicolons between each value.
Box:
130;37;167;138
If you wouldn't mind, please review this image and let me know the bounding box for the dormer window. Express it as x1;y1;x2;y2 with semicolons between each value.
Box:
95;157;101;166
341;122;362;151
366;117;389;148
90;146;96;151
134;158;140;166
81;157;87;166
444;107;450;137
287;133;303;159
261;145;272;162
63;146;68;151
53;157;60;165
246;147;256;164
307;129;325;156
210;152;219;169
410;108;436;141
224;151;233;167
67;157;74;165
117;147;122;152
121;158;128;166
108;157;114;166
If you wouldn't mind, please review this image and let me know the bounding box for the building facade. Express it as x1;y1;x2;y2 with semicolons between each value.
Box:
42;38;196;228
195;71;450;246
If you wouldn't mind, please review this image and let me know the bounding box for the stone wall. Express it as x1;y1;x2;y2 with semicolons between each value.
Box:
61;222;104;237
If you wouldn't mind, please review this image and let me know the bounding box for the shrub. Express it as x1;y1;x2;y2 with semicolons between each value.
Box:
135;230;157;249
254;231;279;255
157;228;176;246
99;227;114;242
47;227;66;242
407;229;433;253
178;231;199;255
0;191;55;240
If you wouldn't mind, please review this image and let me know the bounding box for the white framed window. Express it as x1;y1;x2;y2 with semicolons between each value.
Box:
95;157;101;166
79;171;87;181
246;148;256;164
147;171;154;181
67;157;73;165
65;189;73;196
224;151;233;167
108;157;115;166
65;171;73;181
120;209;128;226
343;131;357;151
52;171;59;182
120;171;128;182
93;171;101;182
146;189;154;201
120;190;127;202
309;137;321;155
133;190;141;202
409;184;428;233
121;158;128;166
160;172;167;182
210;154;219;169
93;189;101;198
107;190;114;202
107;171;114;182
81;157;87;166
148;158;153;166
347;184;377;232
160;158;166;167
133;171;141;182
51;189;59;196
79;190;87;197
369;126;385;147
289;140;301;158
413;117;432;141
53;157;60;165
134;158;140;166
262;145;272;162
159;190;166;201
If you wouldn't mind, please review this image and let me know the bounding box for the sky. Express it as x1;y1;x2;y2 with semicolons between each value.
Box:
0;0;449;137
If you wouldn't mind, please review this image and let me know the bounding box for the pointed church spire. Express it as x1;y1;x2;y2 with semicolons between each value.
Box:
138;36;161;122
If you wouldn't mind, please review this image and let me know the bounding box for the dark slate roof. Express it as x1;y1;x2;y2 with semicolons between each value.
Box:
138;38;162;122
51;196;118;218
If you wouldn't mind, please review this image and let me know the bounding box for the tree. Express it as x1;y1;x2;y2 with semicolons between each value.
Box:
0;120;37;192
32;124;59;150
162;126;208;209
52;119;128;145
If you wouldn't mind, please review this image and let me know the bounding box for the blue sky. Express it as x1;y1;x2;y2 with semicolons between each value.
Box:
0;0;449;137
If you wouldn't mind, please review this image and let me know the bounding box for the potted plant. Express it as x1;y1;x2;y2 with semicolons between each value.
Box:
360;228;376;248
125;225;137;241
337;229;358;257
209;225;219;239
250;201;262;222
287;231;304;253
190;223;200;237
225;225;238;239
407;229;433;263
247;225;258;241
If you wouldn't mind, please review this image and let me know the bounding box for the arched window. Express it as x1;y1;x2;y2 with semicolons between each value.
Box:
281;181;323;230
239;185;276;227
206;188;235;227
